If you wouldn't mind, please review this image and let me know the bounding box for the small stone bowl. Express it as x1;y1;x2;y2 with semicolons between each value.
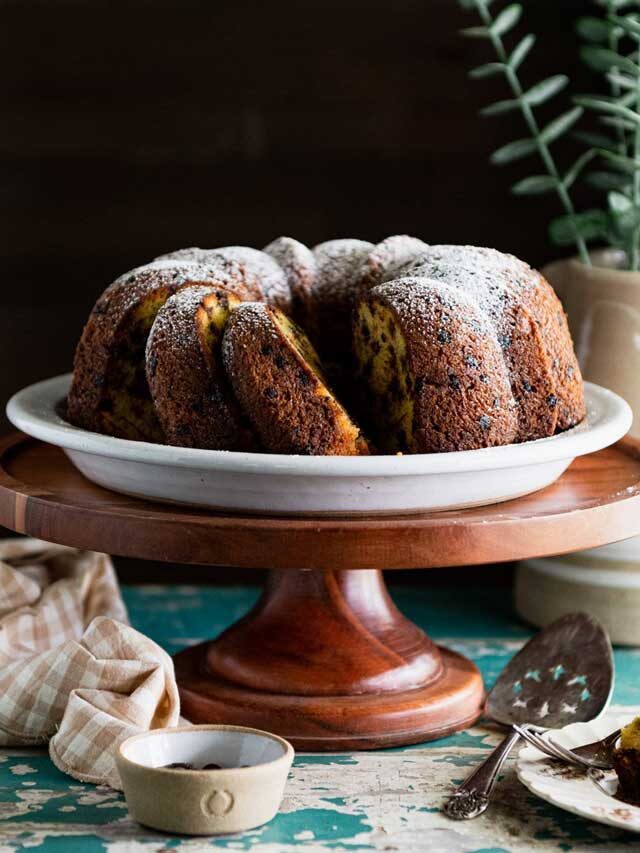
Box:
116;724;294;835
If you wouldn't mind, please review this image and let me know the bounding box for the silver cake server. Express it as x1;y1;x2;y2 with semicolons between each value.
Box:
443;612;613;820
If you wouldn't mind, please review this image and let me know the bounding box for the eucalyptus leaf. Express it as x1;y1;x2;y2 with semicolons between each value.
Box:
458;0;497;8
470;62;505;79
595;0;640;9
540;107;584;144
509;34;535;70
619;90;639;107
576;95;640;125
573;129;619;149
563;150;597;189
607;70;637;90
512;175;558;195
597;147;640;172
481;98;520;116
460;26;491;38
576;16;615;42
585;170;631;190
609;189;633;213
549;210;609;246
523;75;569;106
491;4;522;37
600;115;638;131
580;45;640;75
608;13;640;38
490;137;538;164
607;192;640;233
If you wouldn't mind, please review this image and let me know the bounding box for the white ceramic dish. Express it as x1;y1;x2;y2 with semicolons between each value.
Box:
116;724;294;835
6;374;632;516
517;712;640;833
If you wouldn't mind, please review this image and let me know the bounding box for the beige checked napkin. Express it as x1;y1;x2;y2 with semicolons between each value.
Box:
0;538;180;789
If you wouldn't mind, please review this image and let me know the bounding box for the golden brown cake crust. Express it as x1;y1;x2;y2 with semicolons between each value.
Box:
401;245;585;435
355;278;519;453
158;246;292;312
154;248;264;303
222;303;369;455
67;260;256;441
146;285;257;450
263;236;316;324
396;247;561;442
355;235;429;296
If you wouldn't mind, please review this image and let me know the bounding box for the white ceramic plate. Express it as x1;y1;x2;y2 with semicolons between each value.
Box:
517;712;640;833
6;375;632;516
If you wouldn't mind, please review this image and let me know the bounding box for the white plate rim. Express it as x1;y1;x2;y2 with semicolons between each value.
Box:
516;712;640;833
6;374;632;478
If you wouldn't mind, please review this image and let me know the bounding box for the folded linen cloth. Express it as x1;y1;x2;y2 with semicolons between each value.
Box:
0;538;180;789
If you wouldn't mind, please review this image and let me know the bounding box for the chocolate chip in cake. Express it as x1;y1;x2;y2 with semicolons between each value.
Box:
265;387;278;399
479;414;491;431
498;334;511;349
448;373;460;390
261;344;272;356
547;394;558;409
437;328;451;344
275;355;286;369
464;355;478;369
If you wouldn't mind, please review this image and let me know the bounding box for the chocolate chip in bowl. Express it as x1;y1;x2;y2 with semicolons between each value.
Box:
116;724;294;835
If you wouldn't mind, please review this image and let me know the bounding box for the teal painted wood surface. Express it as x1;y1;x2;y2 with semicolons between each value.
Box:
0;581;639;851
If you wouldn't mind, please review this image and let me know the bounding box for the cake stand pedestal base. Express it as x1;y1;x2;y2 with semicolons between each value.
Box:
174;568;484;750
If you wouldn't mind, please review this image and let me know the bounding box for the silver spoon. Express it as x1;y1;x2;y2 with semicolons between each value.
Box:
443;612;613;820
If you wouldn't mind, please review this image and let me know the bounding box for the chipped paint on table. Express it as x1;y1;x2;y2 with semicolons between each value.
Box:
0;582;638;851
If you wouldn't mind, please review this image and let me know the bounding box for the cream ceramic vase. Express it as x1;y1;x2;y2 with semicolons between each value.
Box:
515;249;640;644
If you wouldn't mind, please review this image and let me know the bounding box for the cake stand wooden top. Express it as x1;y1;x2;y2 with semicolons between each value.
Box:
1;432;640;570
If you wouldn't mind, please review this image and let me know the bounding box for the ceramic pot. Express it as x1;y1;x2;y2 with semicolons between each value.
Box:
515;250;640;644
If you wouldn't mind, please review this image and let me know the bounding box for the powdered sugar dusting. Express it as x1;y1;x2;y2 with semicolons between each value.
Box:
374;276;496;338
102;260;235;318
217;246;291;311
391;245;532;336
147;285;217;357
264;236;316;302
312;238;374;303
358;235;429;291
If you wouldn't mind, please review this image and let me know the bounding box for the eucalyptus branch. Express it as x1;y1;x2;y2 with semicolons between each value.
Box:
575;9;640;269
460;0;591;265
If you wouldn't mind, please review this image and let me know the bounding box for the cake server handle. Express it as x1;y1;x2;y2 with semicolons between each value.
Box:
442;728;521;820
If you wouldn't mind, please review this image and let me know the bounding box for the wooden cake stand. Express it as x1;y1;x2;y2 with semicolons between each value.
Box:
1;432;640;750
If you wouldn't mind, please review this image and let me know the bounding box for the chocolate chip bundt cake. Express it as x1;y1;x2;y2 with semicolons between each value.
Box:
222;303;369;455
68;235;585;456
68;259;257;441
146;285;256;450
354;278;519;453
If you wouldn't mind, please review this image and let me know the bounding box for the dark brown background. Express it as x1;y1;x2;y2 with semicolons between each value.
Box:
0;0;593;582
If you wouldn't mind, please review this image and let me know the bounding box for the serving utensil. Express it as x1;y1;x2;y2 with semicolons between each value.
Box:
443;612;613;819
